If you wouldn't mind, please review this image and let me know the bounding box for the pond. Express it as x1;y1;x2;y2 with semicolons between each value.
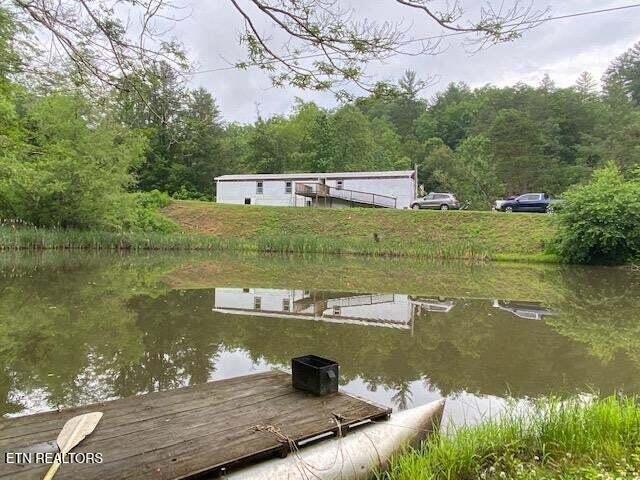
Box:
1;251;639;425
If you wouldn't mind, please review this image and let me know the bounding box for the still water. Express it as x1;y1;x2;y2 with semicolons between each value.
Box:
1;252;639;425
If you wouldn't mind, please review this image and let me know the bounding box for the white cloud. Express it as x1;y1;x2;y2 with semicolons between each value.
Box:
174;0;640;122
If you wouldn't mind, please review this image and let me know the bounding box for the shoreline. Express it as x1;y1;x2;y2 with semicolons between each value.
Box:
0;200;560;263
0;226;559;263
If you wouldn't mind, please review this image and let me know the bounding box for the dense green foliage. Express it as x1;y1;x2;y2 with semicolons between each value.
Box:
384;396;640;480
605;42;640;106
2;5;640;254
0;91;147;228
554;164;640;264
205;48;640;209
117;64;226;198
89;41;640;209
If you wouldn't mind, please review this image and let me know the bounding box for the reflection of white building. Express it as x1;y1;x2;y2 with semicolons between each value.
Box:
213;289;452;330
492;300;556;320
409;297;456;313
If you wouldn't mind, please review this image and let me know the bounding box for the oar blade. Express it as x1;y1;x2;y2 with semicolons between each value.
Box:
56;412;103;455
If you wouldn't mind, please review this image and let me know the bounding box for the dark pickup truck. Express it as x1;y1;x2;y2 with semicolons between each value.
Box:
494;193;561;213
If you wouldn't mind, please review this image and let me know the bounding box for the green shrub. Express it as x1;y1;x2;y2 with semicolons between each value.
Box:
554;163;640;264
171;185;212;201
0;92;147;229
134;189;172;209
98;191;175;233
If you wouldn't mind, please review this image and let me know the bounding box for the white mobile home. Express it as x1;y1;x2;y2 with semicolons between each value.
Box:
214;170;416;209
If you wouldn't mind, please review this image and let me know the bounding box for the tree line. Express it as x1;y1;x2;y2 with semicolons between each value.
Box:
1;4;640;229
119;44;640;210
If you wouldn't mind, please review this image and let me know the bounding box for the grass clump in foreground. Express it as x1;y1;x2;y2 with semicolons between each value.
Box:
383;396;640;480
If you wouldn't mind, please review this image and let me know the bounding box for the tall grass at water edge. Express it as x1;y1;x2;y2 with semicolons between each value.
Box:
0;226;494;260
381;396;640;480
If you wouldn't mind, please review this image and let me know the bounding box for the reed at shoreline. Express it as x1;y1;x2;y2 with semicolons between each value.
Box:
0;225;560;262
383;396;640;480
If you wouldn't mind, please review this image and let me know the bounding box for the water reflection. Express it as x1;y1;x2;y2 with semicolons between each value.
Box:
214;288;430;329
491;300;555;320
1;252;639;423
212;288;556;326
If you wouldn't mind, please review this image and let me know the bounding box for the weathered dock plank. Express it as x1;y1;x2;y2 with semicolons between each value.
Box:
0;371;390;479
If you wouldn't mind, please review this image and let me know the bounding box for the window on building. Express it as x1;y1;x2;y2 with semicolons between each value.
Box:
254;297;262;311
333;306;341;315
282;299;290;312
244;198;251;205
256;181;263;194
243;288;250;293
336;180;344;190
519;194;541;201
285;181;292;194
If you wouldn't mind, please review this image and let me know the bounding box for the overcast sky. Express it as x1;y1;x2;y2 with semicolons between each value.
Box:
171;0;640;123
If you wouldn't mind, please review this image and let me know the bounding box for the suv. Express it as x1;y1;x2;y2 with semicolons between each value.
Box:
494;193;559;213
411;193;460;210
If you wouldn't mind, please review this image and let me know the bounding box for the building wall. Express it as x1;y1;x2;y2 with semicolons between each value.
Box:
325;177;414;209
216;175;415;209
216;179;309;207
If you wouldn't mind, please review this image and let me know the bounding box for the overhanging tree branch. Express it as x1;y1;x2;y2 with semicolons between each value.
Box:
226;0;548;93
6;0;548;94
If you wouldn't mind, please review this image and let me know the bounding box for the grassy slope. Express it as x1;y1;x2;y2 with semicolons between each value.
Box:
163;201;557;261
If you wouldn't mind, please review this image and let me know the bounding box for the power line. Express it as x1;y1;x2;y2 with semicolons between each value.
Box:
406;3;640;45
190;2;640;75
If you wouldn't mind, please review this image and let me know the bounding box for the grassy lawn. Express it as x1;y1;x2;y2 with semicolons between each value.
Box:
383;396;640;480
0;201;558;261
163;201;557;261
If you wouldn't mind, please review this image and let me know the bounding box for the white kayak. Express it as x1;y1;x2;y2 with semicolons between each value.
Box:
225;399;445;480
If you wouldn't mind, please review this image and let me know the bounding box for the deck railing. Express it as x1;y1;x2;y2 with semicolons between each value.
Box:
326;294;396;308
295;182;397;208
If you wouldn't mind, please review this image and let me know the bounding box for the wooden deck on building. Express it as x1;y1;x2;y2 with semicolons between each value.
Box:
0;371;391;480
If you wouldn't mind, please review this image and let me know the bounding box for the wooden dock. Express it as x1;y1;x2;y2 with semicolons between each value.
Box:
0;371;391;479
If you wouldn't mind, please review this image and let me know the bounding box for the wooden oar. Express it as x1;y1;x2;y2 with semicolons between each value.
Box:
43;412;103;480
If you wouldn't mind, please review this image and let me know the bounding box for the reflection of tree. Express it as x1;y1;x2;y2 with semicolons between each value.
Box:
0;371;21;415
2;254;640;417
125;290;640;400
390;381;413;410
545;267;640;368
0;287;142;412
0;253;184;414
112;291;225;397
